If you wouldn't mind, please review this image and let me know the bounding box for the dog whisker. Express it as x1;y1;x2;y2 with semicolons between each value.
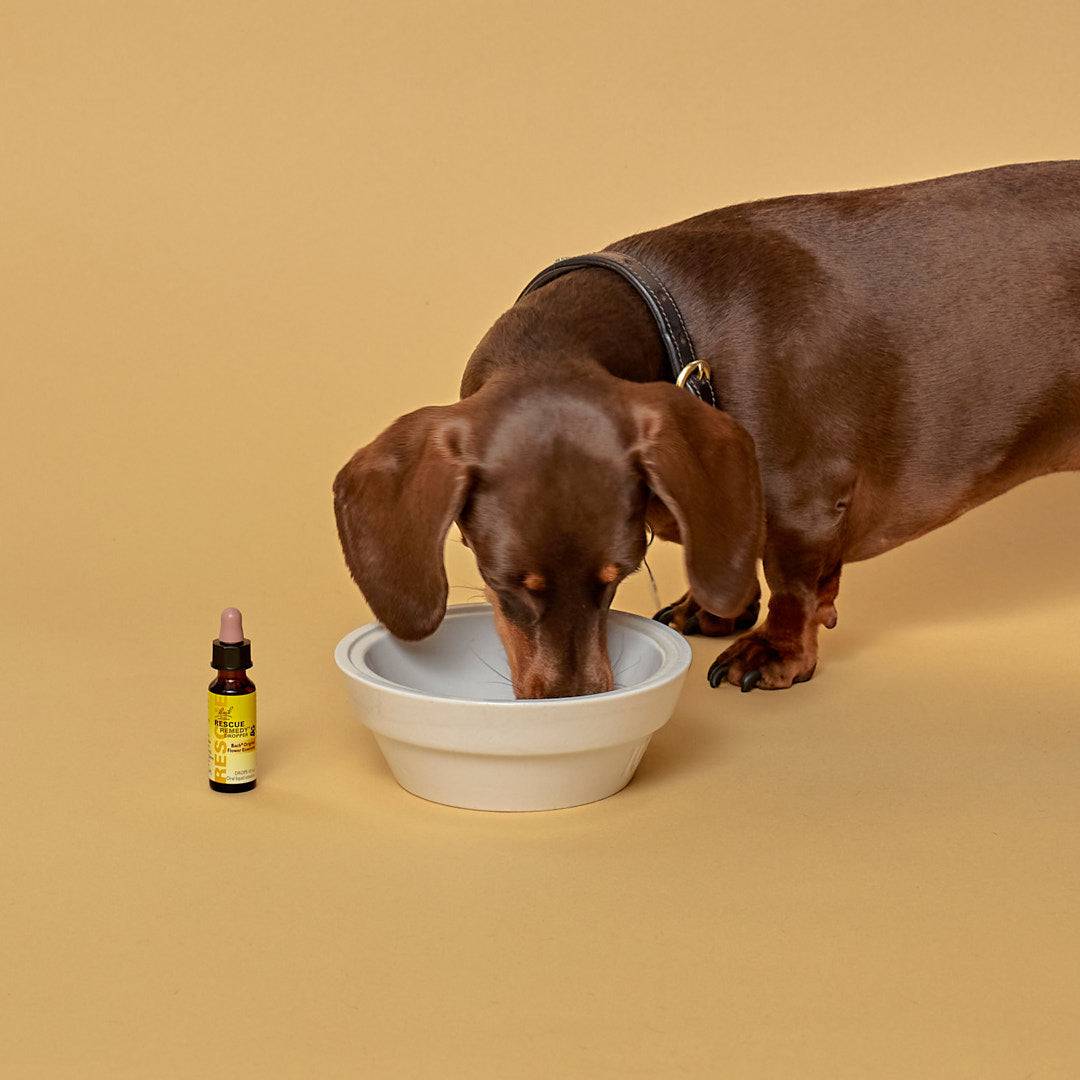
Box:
471;649;512;684
448;584;489;604
612;657;644;679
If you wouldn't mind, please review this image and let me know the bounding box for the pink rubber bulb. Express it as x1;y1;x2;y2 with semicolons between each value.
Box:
219;607;244;644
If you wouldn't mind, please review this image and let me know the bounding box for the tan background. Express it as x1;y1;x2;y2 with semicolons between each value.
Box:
3;1;1079;1076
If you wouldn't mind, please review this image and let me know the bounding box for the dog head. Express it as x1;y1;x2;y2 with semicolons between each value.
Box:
333;370;762;698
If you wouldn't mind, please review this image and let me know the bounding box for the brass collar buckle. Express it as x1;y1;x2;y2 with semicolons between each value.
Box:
675;359;712;390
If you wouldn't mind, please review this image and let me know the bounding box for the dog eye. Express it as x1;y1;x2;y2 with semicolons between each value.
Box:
520;572;546;593
497;588;540;626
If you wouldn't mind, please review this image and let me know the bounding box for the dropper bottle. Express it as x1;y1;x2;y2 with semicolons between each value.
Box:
208;607;257;792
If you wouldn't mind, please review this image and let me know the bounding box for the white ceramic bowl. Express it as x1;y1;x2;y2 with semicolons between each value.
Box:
335;603;692;811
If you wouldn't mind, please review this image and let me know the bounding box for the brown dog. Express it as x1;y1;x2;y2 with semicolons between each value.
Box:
334;161;1080;696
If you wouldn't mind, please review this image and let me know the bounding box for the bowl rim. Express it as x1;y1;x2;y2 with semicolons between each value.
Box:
334;602;692;709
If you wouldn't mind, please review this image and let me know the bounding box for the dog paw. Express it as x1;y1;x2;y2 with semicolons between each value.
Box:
654;592;760;637
707;631;817;692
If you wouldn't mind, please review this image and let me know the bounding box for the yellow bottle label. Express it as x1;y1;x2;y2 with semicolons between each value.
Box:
208;692;257;785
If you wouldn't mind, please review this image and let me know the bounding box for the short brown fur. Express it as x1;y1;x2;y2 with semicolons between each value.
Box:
336;162;1080;695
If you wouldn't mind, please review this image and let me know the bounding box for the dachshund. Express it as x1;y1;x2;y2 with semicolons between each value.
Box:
334;161;1080;696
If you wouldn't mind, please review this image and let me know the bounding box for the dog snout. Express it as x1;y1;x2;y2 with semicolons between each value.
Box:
513;626;615;699
517;660;615;700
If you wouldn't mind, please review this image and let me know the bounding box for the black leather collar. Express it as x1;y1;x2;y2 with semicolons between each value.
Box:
517;251;717;408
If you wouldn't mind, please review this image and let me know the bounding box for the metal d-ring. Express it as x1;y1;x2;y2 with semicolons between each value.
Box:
675;359;712;390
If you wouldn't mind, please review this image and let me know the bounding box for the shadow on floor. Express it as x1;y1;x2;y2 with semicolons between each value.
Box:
633;473;1080;788
831;472;1080;659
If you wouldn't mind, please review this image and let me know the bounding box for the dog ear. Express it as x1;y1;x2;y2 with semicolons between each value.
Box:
333;402;476;640
624;381;764;618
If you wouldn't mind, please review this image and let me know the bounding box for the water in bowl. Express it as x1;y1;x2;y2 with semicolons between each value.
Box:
362;614;667;701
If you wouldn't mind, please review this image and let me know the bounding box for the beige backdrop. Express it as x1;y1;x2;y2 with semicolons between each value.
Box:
4;2;1079;1077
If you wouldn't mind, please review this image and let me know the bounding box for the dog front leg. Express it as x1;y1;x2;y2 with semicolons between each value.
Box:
654;589;762;636
707;537;841;692
647;493;762;636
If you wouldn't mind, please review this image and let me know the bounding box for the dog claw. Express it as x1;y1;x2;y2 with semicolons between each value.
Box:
707;662;730;688
682;612;700;635
653;604;676;625
741;670;763;693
